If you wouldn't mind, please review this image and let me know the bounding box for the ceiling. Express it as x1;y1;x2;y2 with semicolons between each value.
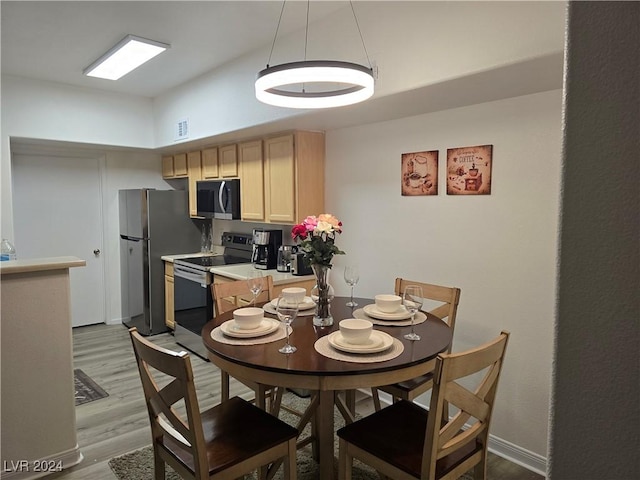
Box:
2;1;565;149
1;1;348;98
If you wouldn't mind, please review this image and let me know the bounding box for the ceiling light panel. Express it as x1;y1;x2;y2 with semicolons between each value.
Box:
84;35;170;80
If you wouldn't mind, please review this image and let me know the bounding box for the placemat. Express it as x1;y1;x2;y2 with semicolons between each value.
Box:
211;323;290;345
263;302;316;317
352;308;427;327
314;335;404;363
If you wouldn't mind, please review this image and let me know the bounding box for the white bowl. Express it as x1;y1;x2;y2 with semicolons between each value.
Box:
375;294;402;313
233;307;263;330
339;318;373;345
282;287;306;304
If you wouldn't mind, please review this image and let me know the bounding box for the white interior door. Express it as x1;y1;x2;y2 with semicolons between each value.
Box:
12;153;106;327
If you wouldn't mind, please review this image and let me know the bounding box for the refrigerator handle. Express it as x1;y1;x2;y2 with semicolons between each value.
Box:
120;234;144;242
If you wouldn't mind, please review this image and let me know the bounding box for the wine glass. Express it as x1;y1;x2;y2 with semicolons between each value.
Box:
403;285;424;341
344;265;360;307
276;296;299;354
246;270;263;306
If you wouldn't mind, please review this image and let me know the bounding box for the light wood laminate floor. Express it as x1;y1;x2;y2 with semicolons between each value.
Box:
49;324;543;480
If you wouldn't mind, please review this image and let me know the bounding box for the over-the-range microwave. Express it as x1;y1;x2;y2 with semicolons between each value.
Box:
196;179;241;219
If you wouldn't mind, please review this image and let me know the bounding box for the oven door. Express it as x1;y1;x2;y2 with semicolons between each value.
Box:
173;262;213;360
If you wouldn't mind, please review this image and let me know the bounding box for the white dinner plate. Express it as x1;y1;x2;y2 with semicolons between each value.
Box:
327;330;394;354
220;318;280;338
363;303;412;321
270;296;315;310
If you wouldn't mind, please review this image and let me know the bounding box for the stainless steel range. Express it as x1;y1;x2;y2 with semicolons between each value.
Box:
173;231;253;359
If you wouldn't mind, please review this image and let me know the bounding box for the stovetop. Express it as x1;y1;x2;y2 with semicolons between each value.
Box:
176;254;251;269
174;231;254;271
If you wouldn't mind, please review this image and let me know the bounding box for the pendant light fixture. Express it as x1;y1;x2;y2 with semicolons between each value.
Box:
255;1;375;109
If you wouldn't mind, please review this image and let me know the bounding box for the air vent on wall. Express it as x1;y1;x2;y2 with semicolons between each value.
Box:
175;118;189;141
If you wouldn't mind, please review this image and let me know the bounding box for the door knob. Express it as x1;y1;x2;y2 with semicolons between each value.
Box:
93;249;101;256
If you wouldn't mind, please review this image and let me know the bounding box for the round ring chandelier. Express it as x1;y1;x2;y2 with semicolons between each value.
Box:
255;1;375;109
255;60;374;109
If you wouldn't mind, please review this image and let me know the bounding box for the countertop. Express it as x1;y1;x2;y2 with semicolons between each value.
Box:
210;263;314;285
161;252;314;285
0;256;86;275
161;247;224;262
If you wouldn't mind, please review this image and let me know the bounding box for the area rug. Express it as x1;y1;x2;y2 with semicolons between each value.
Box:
74;368;108;406
109;392;473;479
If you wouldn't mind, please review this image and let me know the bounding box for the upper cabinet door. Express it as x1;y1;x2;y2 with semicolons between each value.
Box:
202;147;219;179
292;131;325;222
239;140;264;221
187;151;202;218
173;153;188;177
162;155;175;178
264;134;296;224
219;144;238;177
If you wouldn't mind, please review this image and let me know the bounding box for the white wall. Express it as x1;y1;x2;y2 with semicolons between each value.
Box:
6;139;176;325
325;90;563;462
549;2;639;478
152;1;566;146
0;75;156;239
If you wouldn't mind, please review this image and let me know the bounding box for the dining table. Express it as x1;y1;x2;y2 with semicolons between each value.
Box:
201;296;453;480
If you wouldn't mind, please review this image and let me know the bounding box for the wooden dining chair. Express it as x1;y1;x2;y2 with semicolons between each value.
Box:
128;327;298;480
338;331;510;480
211;276;278;410
370;278;461;411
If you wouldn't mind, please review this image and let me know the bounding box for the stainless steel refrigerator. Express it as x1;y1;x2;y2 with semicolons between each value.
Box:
119;189;201;335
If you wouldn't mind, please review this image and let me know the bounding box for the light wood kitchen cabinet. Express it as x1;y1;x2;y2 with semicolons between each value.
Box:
219;144;238;177
174;130;323;222
201;147;219;179
162;153;188;179
187;150;203;217
164;262;175;329
264;131;325;224
239;140;265;221
162;155;174;178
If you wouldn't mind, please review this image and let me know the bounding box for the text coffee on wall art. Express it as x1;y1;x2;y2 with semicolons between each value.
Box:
446;144;493;195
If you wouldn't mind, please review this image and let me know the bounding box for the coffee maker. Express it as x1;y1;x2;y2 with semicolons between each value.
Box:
251;229;282;270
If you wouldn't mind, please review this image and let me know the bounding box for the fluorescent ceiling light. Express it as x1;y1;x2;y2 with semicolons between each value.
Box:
84;35;169;80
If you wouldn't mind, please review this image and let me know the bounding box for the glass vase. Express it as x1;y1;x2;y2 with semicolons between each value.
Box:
310;264;335;327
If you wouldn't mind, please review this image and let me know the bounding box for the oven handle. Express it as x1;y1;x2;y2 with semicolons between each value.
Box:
174;264;210;287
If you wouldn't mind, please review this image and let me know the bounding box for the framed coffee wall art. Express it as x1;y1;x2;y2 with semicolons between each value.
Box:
446;144;493;195
401;150;438;196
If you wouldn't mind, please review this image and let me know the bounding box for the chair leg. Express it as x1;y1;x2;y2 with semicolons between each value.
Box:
286;437;297;480
371;387;382;411
270;386;284;415
152;448;165;480
473;453;488;480
345;389;356;417
338;438;352;480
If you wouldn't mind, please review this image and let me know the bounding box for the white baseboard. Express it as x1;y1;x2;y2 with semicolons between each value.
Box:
364;389;547;477
106;317;123;326
1;445;83;480
487;435;547;477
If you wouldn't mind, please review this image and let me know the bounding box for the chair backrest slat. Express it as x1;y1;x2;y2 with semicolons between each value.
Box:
212;275;274;314
129;328;209;476
422;331;510;479
394;278;461;351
